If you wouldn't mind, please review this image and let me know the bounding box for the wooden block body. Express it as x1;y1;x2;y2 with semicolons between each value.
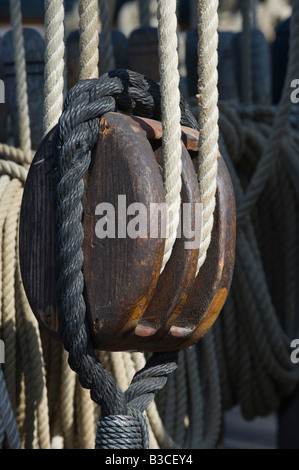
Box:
20;112;236;352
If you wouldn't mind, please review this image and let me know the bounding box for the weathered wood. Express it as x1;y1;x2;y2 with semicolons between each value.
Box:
122;118;236;351
159;151;236;351
66;29;129;90
19;112;165;349
19;112;236;352
128;27;160;82
109;116;201;351
3;28;45;149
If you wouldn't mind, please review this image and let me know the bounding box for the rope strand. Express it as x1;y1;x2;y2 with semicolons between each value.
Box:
157;0;182;272
196;0;219;274
43;0;65;136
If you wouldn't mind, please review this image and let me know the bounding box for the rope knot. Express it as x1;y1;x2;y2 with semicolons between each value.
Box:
95;408;149;449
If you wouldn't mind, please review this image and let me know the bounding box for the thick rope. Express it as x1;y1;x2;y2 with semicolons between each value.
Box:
79;0;99;80
99;0;116;72
9;0;32;163
217;103;299;419
43;0;65;136
157;0;182;272
15;257;51;449
0;143;34;166
237;0;299;223
196;0;219;274
60;349;76;448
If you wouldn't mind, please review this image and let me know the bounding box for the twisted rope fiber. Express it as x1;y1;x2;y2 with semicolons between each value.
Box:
157;0;182;273
9;0;32;163
79;0;99;80
53;69;197;448
196;0;219;274
43;0;65;136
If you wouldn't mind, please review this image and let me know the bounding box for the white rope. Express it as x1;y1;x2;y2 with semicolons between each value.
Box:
9;0;32;163
43;0;65;136
157;0;182;273
196;0;219;274
79;0;99;80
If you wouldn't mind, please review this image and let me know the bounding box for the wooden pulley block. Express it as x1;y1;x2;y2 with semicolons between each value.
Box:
118;117;236;352
19;112;235;353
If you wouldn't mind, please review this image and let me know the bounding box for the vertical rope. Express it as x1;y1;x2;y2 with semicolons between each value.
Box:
1;179;22;414
196;0;219;273
238;0;299;223
60;349;76;448
9;0;32;163
99;0;116;72
139;0;151;27
43;0;65;136
157;0;182;272
79;0;99;80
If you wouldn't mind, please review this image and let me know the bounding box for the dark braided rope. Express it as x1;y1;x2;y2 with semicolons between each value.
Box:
53;69;198;447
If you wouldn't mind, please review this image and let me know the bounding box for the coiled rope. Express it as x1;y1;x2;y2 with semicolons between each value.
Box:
187;0;299;422
238;0;299;224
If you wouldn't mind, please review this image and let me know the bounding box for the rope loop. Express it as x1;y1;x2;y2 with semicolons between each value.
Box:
96;409;149;449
